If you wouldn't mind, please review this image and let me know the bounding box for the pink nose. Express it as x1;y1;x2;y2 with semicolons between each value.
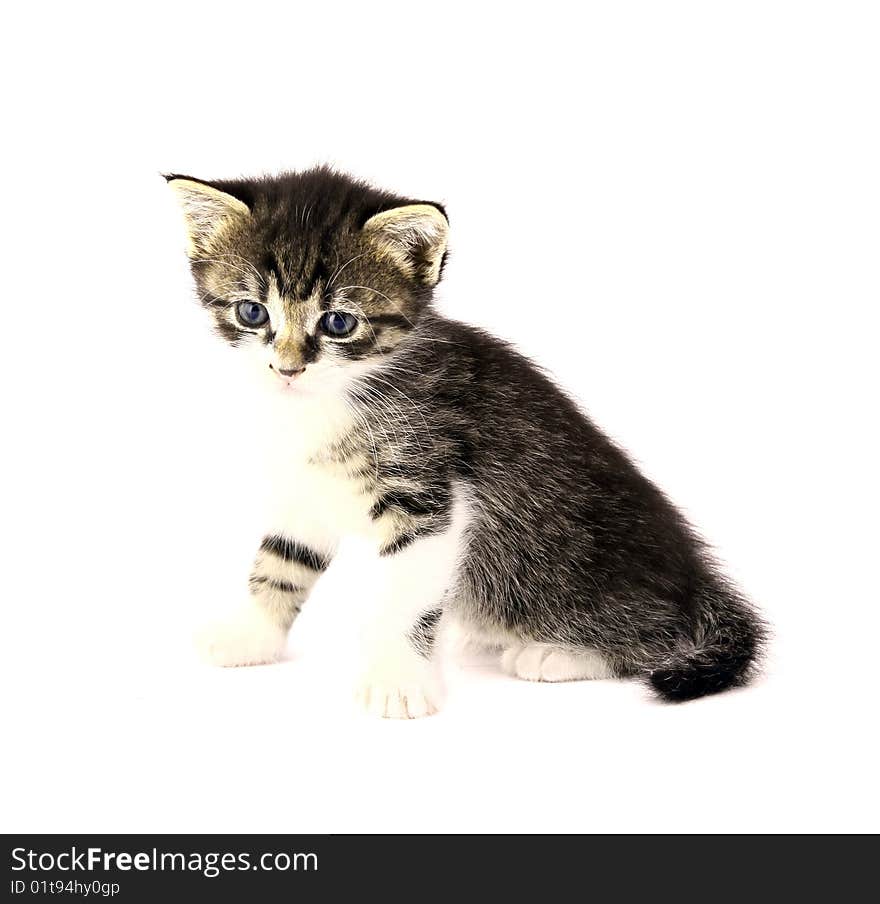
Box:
271;364;305;378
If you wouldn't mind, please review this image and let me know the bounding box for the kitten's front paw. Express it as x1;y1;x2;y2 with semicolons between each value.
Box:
355;659;444;719
355;682;441;719
196;606;287;667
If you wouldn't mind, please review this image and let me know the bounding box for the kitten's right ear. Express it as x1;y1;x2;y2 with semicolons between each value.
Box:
164;175;251;257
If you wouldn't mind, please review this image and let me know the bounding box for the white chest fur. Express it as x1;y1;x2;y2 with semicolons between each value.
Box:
258;388;375;548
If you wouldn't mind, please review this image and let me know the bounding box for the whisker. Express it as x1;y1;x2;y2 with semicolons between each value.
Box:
340;396;381;483
190;255;266;288
326;253;368;291
371;380;432;432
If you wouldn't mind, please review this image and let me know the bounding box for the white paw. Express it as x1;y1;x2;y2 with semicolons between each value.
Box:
501;643;613;682
355;658;443;719
355;682;441;719
196;606;287;667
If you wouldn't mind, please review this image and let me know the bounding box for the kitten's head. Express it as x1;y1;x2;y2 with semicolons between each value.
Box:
166;167;448;394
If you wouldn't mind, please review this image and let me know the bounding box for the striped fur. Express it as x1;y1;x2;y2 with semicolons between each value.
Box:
247;536;329;630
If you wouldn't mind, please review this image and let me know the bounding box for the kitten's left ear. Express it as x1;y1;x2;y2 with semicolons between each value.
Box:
363;204;449;286
165;175;251;257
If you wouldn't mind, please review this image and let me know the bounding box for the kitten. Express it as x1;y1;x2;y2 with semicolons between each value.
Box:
167;166;764;717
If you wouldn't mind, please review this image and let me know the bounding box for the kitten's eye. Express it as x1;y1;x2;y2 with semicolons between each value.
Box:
236;300;269;328
319;311;358;337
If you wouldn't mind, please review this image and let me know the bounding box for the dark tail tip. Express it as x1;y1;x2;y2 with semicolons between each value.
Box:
648;611;766;702
649;661;745;702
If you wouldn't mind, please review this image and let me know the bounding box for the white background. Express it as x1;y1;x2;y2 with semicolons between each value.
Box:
2;2;878;833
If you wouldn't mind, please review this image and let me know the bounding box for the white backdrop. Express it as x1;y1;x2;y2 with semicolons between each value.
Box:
2;2;878;833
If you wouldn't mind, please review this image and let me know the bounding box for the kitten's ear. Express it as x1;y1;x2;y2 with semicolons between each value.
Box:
165;176;251;257
363;204;449;286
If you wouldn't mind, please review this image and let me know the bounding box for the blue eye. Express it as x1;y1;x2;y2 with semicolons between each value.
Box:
320;311;358;337
236;300;269;328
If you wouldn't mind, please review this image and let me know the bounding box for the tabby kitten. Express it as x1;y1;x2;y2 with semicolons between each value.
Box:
167;166;763;717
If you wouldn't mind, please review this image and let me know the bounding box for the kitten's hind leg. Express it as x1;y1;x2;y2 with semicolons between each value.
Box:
501;643;614;682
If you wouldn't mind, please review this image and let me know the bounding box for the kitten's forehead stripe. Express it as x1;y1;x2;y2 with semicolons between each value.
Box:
262;251;284;294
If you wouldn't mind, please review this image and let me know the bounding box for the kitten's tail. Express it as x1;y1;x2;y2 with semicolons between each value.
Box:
648;582;766;702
